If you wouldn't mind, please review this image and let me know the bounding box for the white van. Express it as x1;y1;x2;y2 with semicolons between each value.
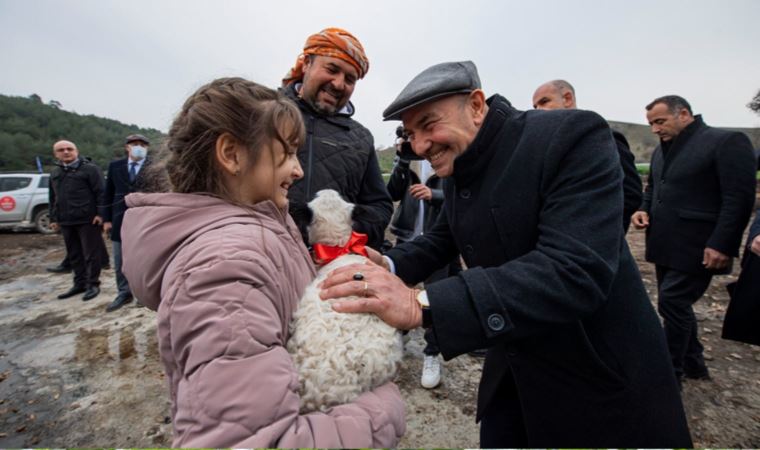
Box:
0;172;54;233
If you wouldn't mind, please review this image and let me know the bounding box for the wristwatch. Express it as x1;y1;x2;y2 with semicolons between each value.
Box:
416;289;433;328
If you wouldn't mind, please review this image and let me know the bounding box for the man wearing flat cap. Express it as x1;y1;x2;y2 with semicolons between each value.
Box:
282;27;392;251
102;133;151;312
321;61;692;447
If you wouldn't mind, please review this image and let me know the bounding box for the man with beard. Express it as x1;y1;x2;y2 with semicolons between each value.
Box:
281;27;392;250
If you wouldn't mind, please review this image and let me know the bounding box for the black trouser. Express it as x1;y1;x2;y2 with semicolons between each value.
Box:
479;369;529;447
655;265;712;379
60;237;109;269
61;223;104;288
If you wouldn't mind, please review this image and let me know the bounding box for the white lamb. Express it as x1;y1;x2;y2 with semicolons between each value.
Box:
287;189;404;413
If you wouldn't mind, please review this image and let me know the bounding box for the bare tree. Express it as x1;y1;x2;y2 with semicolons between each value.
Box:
748;89;760;115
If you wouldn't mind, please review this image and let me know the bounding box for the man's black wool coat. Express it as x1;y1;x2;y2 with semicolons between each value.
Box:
641;115;756;275
386;95;691;447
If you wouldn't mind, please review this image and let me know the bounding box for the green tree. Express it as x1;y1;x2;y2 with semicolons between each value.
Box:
0;94;164;172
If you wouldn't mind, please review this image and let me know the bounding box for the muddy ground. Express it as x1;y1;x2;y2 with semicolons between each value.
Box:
0;225;759;447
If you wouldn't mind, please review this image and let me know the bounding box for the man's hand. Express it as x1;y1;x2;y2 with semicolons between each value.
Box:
320;261;422;330
631;211;649;229
50;222;59;232
409;184;432;201
703;247;730;270
92;215;103;226
103;222;112;233
752;235;760;257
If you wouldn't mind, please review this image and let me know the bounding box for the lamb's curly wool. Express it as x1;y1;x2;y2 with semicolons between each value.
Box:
287;190;403;413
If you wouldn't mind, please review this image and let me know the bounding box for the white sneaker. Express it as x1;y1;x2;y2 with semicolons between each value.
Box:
421;354;441;389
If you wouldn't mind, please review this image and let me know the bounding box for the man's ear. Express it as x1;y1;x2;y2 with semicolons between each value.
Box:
468;89;488;126
214;133;242;176
303;54;314;71
563;91;575;109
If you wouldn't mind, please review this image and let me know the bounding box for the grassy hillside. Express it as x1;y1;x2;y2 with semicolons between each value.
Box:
0;94;164;172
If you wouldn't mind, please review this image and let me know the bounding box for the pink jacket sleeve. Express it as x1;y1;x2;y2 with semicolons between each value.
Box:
165;255;406;448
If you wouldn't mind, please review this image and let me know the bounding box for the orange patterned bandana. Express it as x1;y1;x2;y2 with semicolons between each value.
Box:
282;27;369;86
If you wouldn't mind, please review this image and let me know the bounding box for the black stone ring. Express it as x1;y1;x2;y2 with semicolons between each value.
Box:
353;272;365;281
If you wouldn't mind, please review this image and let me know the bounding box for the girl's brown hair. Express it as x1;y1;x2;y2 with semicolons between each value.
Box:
159;77;304;200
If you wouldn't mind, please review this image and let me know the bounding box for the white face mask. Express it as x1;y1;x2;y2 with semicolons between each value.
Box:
130;145;148;160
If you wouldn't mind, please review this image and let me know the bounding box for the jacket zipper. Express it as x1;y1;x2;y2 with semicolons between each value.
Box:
305;115;314;200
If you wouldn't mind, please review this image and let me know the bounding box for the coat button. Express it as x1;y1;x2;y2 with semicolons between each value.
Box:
460;189;471;199
487;314;505;331
465;244;474;254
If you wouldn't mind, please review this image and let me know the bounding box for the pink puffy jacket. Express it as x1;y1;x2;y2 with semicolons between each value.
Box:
121;193;405;447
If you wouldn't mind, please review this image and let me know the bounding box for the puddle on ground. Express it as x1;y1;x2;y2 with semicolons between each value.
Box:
0;276;62;316
0;277;51;294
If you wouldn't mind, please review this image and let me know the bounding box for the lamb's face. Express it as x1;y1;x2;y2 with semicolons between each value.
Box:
307;189;354;246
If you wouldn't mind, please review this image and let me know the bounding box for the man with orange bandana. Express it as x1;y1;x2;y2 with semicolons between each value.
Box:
282;28;392;251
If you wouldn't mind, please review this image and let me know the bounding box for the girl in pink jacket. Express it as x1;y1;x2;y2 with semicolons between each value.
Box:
121;77;405;448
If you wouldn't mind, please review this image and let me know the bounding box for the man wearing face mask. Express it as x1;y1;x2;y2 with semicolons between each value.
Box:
281;27;392;251
103;134;151;312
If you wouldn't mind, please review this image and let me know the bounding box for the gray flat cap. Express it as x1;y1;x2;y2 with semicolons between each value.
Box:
383;61;481;121
125;134;150;145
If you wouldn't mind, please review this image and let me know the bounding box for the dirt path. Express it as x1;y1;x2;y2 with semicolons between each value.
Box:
0;228;758;447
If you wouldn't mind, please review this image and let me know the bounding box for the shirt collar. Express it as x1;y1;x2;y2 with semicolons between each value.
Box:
129;157;145;168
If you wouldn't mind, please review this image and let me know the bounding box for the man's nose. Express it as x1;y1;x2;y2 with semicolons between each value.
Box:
329;73;345;91
411;138;430;157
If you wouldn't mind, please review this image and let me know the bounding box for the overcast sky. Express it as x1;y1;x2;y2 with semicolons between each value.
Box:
1;0;758;147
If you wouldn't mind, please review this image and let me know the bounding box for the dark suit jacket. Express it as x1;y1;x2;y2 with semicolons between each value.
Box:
386;95;691;447
104;157;148;242
641;116;756;274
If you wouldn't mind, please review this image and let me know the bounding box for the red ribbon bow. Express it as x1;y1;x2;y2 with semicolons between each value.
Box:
312;231;369;265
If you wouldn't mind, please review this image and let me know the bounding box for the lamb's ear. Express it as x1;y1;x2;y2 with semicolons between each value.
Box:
303;204;314;225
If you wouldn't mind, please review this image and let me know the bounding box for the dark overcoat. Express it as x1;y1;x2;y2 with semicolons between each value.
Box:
641;116;756;274
722;210;760;346
386;95;691;447
611;130;643;231
103;157;148;242
49;157;105;225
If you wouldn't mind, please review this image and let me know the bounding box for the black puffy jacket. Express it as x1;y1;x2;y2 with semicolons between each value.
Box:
284;84;392;250
49;157;106;225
